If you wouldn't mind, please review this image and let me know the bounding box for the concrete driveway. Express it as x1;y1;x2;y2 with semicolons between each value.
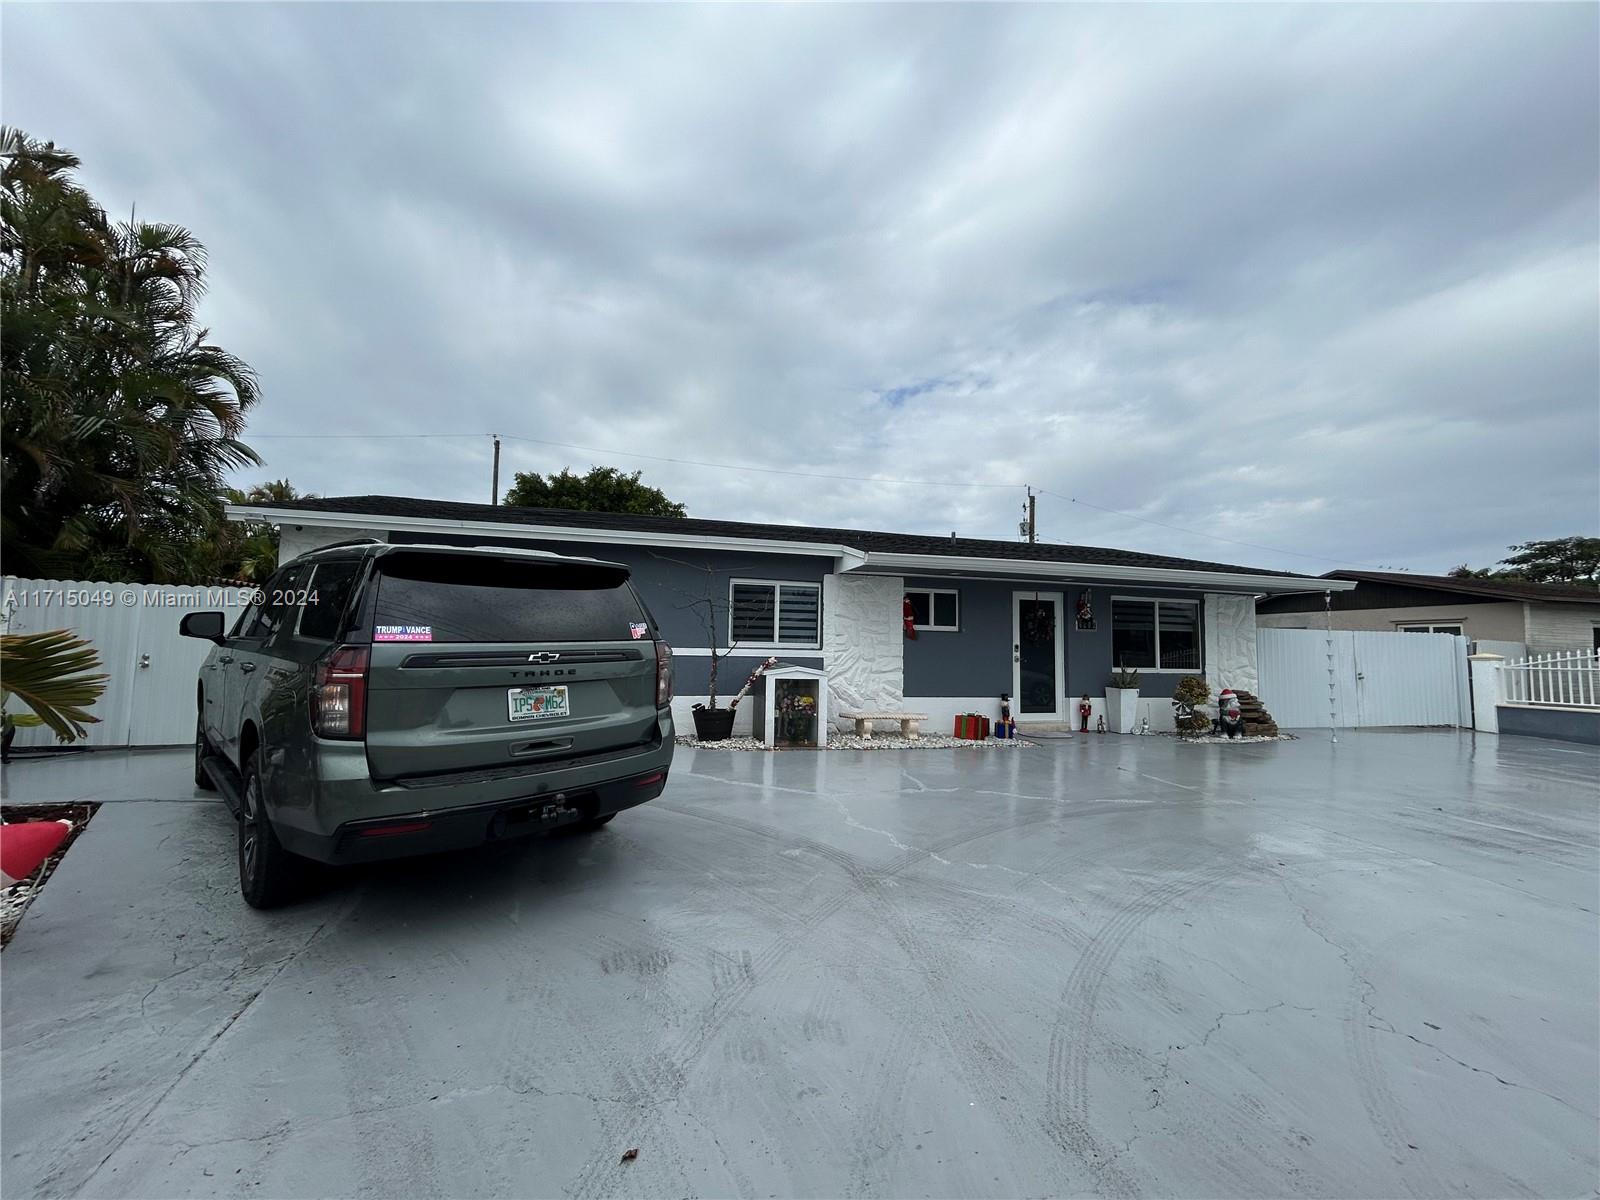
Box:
2;731;1595;1199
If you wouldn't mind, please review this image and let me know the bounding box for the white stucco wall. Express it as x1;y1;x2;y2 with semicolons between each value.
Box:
823;573;904;730
277;523;388;566
1204;593;1258;698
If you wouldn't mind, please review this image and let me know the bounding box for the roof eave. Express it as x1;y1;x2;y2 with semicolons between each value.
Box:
227;504;871;571
855;551;1348;593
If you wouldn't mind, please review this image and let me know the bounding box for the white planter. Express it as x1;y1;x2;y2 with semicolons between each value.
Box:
1106;688;1141;734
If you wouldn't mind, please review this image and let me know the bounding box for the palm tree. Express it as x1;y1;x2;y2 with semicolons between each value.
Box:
2;127;261;583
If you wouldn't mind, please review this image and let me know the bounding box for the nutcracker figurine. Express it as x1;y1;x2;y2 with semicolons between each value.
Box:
1095;715;1107;734
996;694;1016;739
1077;695;1092;733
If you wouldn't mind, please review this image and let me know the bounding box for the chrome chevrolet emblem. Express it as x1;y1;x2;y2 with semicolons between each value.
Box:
528;652;561;664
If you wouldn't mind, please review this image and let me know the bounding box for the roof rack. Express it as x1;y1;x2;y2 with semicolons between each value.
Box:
306;537;386;552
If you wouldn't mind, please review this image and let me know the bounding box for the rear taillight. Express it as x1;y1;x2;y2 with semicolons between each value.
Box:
312;645;369;739
655;640;673;707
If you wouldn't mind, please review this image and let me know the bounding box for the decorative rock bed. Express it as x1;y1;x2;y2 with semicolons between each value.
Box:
674;734;1037;752
1169;732;1297;744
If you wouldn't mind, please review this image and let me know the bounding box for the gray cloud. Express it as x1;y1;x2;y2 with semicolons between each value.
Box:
5;3;1595;573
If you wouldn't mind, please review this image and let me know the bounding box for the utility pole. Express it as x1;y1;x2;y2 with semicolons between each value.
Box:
491;435;502;505
1022;486;1037;543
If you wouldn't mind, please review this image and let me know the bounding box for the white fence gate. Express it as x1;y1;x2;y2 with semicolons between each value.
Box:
2;578;252;749
1257;627;1471;729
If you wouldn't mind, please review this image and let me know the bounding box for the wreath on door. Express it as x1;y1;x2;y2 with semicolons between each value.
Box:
1022;600;1054;643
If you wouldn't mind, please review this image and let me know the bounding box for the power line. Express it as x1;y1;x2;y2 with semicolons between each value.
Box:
244;430;1395;570
247;430;1020;490
1035;490;1396;571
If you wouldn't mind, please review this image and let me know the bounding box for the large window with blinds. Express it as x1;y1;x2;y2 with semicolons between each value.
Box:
729;580;822;648
1111;598;1201;671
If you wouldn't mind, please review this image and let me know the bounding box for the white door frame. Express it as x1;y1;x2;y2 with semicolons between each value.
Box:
1011;591;1066;721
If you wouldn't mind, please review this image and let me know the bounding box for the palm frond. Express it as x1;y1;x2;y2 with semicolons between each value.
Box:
0;629;109;742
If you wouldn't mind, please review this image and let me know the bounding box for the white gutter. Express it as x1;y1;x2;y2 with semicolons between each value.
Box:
852;551;1356;594
226;505;871;571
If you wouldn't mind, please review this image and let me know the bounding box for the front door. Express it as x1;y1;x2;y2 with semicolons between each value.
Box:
1012;592;1065;721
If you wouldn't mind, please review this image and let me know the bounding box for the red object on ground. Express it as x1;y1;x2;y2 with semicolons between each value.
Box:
0;820;72;886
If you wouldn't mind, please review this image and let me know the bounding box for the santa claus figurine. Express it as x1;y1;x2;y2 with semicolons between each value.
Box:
1217;689;1244;739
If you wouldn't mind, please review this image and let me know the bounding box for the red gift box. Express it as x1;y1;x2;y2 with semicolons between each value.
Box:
953;714;991;739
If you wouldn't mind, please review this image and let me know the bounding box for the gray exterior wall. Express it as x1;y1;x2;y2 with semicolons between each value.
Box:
1497;704;1600;745
901;578;1221;702
1524;602;1600;654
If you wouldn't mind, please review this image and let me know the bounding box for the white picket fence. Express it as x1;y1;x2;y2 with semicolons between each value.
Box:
2;577;252;749
1498;650;1600;709
1257;627;1472;729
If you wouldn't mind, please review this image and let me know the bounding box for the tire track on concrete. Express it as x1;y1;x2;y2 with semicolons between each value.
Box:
1043;860;1243;1197
566;803;1101;1199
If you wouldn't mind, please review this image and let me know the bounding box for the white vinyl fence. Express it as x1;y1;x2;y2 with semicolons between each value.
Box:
1498;651;1600;709
2;577;252;749
1257;627;1471;729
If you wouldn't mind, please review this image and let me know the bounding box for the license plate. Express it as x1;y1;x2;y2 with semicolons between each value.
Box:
508;685;569;723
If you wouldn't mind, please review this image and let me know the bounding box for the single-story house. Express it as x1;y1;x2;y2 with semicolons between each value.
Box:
227;495;1354;734
1257;570;1600;657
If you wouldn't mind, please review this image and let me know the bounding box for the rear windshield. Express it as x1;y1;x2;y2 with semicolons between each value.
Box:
371;553;648;644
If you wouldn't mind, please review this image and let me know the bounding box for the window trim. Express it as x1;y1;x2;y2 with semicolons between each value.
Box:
1397;623;1464;636
728;578;822;650
904;587;960;632
1110;594;1203;672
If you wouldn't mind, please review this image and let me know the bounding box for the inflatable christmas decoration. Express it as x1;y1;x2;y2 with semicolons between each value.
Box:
0;820;71;887
1078;695;1092;733
1217;689;1244;739
903;596;918;640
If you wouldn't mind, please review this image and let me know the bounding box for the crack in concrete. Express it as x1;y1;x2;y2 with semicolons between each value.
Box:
1367;1025;1597;1119
62;902;348;1194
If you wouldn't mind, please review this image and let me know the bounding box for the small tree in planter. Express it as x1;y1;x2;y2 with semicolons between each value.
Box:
1171;675;1212;736
650;551;780;741
1106;666;1141;734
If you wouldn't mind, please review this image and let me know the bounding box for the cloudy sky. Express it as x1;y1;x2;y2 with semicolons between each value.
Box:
6;3;1596;573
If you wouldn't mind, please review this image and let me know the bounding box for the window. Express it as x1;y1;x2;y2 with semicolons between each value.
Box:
905;588;959;631
1399;624;1463;636
373;553;646;643
729;580;821;648
296;559;362;641
1111;598;1202;670
240;565;307;641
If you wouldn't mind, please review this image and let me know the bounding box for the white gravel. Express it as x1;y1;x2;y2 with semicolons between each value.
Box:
674;734;1037;752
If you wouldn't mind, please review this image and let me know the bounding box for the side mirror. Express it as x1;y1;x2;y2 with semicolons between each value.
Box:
180;612;226;644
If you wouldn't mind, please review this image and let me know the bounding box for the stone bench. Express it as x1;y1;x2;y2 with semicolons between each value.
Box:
843;712;929;740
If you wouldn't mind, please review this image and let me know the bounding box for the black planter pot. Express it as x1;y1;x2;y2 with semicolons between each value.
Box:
692;706;737;742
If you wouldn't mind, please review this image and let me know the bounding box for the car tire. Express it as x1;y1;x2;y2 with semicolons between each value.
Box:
238;752;310;909
194;715;217;791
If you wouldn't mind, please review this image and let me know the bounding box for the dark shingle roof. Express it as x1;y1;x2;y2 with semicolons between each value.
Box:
1322;570;1600;606
251;494;1315;579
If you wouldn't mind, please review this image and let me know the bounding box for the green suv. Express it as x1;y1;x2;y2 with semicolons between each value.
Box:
181;541;675;908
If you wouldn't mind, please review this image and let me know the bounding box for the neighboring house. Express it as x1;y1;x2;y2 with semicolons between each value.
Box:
1257;570;1600;655
227;495;1352;733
